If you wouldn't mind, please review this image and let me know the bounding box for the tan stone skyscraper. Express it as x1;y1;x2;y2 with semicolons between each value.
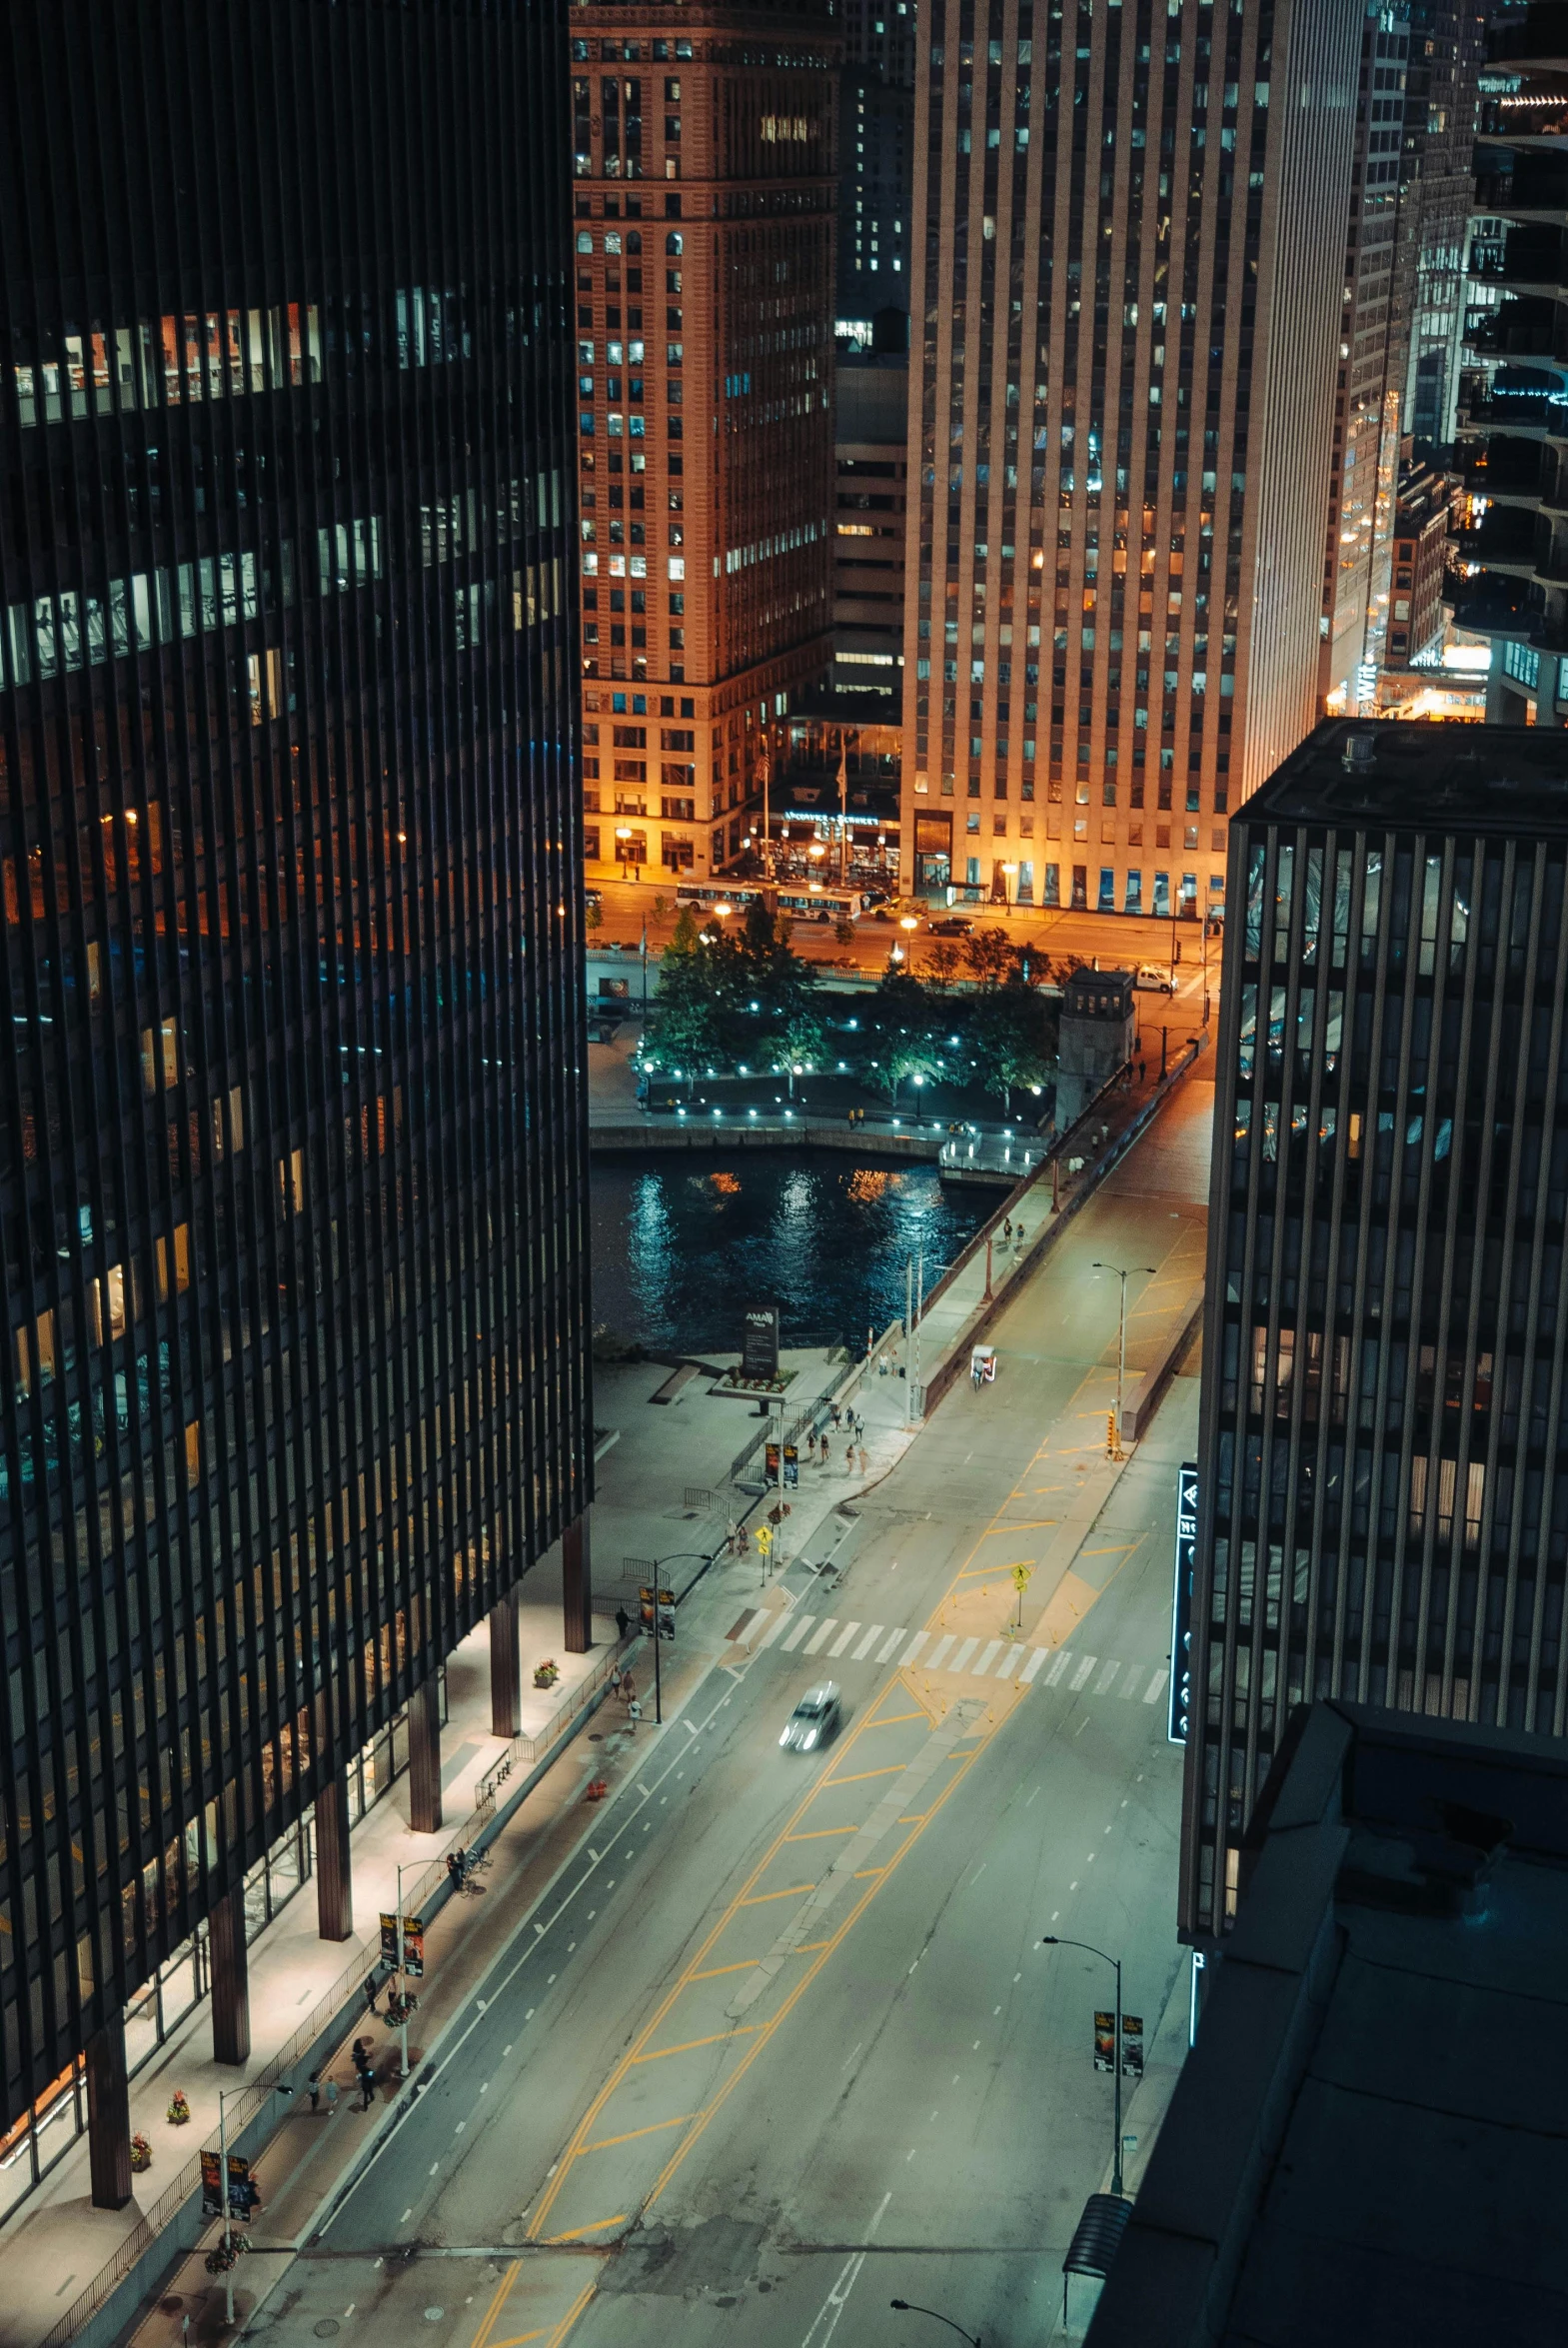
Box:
901;0;1361;924
571;1;839;884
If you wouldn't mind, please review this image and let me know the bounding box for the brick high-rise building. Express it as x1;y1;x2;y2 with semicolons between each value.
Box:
900;0;1361;923
571;2;839;885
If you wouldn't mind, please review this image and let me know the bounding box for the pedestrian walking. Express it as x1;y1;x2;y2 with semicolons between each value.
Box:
308;2069;323;2113
358;2062;376;2112
1138;1055;1146;1084
1002;1216;1012;1244
844;1440;855;1476
857;1443;867;1474
829;1401;841;1432
627;1696;644;1732
362;1975;380;2018
609;1663;623;1702
325;2076;340;2113
820;1432;830;1466
352;2036;370;2070
615;1601;631;1640
621;1667;637;1709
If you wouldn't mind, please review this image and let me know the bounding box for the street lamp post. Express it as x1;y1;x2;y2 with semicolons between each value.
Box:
1091;1261;1155;1458
889;2300;981;2348
216;2082;292;2327
1038;1934;1127;2197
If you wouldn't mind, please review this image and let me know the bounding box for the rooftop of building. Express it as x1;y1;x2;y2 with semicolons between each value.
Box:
1087;1700;1568;2348
1242;718;1568;839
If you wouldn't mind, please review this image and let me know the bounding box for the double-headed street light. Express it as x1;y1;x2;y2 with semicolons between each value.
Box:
1091;1261;1155;1458
1038;1933;1127;2196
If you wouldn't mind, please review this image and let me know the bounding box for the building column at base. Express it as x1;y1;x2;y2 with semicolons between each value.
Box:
315;1769;354;1942
209;1883;251;2066
490;1593;522;1739
563;1511;593;1656
85;2015;132;2210
408;1677;443;1833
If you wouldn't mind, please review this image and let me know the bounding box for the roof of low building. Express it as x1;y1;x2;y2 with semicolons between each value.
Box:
1242;718;1568;840
1087;1700;1568;2348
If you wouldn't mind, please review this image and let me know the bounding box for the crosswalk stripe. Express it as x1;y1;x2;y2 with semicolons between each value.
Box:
853;1624;885;1661
949;1636;980;1674
1070;1655;1097;1690
877;1627;907;1663
994;1646;1023;1680
974;1639;1004;1677
1118;1667;1143;1699
1142;1667;1170;1705
804;1619;839;1655
728;1608;764;1643
899;1629;930;1666
1044;1650;1072;1686
755;1611;790;1650
827;1621;861;1658
1020;1647;1048;1684
1094;1661;1120;1696
925;1634;956;1670
780;1615;815;1653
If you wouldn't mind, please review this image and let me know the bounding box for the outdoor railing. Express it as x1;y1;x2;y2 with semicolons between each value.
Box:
473;1635;634;1812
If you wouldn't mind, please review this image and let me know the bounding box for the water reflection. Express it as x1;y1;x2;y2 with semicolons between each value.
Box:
591;1151;993;1355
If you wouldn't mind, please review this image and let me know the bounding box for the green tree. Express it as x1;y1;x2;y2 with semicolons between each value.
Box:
970;981;1054;1116
584;894;603;933
925;939;961;991
961;926;1016;990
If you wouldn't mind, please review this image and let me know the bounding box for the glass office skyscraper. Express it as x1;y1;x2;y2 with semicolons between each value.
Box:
1181;720;1568;1944
0;0;589;2203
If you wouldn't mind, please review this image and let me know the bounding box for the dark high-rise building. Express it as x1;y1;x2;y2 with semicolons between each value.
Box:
570;1;839;886
1454;5;1568;724
0;0;589;2204
836;0;915;347
900;0;1362;921
1404;4;1488;462
1180;720;1568;1945
1319;4;1420;714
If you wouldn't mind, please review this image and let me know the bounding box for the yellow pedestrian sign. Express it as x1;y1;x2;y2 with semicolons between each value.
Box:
1008;1560;1033;1628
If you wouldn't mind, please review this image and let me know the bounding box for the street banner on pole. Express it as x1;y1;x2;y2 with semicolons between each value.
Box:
200;2150;224;2219
401;1917;425;1977
1120;2015;1145;2079
227;2154;256;2221
1093;2010;1116;2073
379;1912;400;1968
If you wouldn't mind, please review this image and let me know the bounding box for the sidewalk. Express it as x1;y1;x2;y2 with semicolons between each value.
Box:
4;1576;617;2348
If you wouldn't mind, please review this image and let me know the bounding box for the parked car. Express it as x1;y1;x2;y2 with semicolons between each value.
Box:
929;916;973;937
1134;963;1175;994
780;1683;842;1753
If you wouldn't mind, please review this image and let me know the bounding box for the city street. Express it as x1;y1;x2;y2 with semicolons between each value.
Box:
587;878;1218;1052
247;1079;1213;2348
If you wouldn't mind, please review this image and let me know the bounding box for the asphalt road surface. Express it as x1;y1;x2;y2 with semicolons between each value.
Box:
256;1083;1212;2348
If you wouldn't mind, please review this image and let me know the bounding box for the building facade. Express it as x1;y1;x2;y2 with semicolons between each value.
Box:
899;0;1361;919
836;0;916;345
0;0;589;2203
1319;4;1420;714
1453;6;1568;720
1181;720;1568;1944
1385;461;1459;667
832;360;909;710
571;1;839;885
1405;3;1488;461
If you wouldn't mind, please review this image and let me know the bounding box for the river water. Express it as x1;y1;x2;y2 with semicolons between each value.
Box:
590;1151;993;1357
